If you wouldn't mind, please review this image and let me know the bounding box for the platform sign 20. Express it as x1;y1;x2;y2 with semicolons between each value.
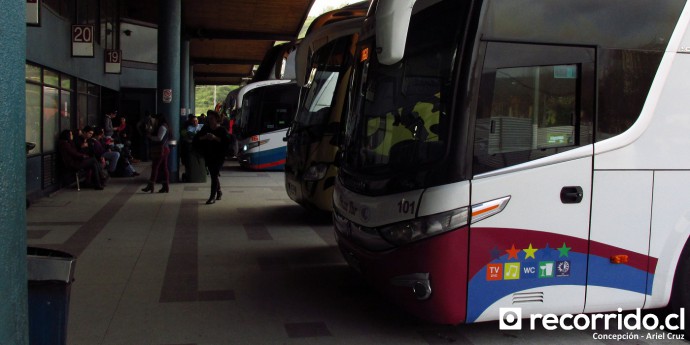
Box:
72;25;94;57
105;49;122;74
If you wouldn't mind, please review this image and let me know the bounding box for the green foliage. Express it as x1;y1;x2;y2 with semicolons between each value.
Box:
194;85;239;115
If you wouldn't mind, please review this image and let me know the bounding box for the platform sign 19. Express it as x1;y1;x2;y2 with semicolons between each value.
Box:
72;25;94;57
105;49;122;74
27;0;40;26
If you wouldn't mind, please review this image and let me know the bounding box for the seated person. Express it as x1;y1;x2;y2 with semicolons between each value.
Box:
58;129;105;190
87;126;120;175
187;116;202;136
112;150;140;177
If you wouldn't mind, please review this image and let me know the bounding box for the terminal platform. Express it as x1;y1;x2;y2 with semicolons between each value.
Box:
26;162;684;345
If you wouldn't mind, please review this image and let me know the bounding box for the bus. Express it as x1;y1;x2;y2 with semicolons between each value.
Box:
334;0;690;331
284;8;367;211
252;41;299;83
235;79;300;171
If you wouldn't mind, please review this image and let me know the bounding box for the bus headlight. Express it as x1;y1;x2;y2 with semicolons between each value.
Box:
242;139;269;152
303;163;328;181
379;207;468;246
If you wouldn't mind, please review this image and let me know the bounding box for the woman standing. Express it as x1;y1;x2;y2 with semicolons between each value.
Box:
194;110;230;204
142;115;170;193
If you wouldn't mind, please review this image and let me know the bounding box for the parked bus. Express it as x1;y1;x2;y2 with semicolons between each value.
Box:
284;6;367;212
334;0;690;331
252;41;299;83
234;79;300;170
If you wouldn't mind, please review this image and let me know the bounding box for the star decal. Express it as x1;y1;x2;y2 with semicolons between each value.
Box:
506;244;520;260
490;246;502;261
541;243;556;259
523;243;538;259
558;242;571;258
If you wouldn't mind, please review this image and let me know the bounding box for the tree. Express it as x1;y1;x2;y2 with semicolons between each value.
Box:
194;85;238;114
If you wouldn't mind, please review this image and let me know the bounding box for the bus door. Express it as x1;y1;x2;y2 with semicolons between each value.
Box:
583;170;653;313
465;42;596;322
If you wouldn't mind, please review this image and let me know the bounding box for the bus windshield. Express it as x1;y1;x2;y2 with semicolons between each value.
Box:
238;83;300;138
340;0;469;195
293;37;351;131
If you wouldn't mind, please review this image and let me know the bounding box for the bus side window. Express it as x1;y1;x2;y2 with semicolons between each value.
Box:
472;42;595;175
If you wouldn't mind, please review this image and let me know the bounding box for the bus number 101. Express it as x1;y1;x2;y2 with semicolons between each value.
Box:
398;200;416;215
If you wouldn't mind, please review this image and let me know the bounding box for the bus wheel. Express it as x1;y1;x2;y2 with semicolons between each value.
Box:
670;241;690;336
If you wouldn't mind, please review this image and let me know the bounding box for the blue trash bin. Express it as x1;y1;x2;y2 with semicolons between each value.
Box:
27;247;76;345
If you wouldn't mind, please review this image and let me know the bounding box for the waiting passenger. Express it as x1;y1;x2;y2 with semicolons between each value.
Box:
187;116;202;135
95;127;140;177
115;116;130;145
58;129;105;190
104;111;116;138
89;127;120;175
142;114;170;193
193;110;230;204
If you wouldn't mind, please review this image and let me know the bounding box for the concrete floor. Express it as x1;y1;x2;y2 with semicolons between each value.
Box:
26;161;688;345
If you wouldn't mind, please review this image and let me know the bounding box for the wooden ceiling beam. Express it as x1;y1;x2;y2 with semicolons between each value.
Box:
194;72;249;78
186;29;296;41
191;58;262;65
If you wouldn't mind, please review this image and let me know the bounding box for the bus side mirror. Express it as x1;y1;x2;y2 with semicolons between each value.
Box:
376;0;416;65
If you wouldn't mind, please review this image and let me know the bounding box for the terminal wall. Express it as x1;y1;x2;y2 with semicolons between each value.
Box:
26;4;158;91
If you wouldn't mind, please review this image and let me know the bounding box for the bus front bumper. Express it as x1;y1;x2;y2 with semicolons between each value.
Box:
335;227;469;324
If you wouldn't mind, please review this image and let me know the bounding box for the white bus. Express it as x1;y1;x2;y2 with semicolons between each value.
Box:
235;79;300;170
334;0;690;331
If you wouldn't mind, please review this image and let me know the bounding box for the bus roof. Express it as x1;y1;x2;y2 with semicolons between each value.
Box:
236;79;295;110
296;16;365;86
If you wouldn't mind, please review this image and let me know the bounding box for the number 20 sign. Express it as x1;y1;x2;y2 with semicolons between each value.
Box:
72;25;94;57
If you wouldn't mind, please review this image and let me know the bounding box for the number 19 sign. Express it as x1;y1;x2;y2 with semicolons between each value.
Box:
72;25;94;57
105;49;122;74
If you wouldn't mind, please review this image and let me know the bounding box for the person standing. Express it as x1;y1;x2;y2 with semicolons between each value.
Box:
115;116;130;145
194;110;230;204
137;111;155;161
142;115;170;193
104;110;116;138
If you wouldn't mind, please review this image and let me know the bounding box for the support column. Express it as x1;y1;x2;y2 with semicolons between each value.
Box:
180;39;190;118
0;0;28;343
158;0;182;182
189;66;196;116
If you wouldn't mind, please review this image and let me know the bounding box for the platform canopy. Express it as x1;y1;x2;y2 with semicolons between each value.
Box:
122;0;316;85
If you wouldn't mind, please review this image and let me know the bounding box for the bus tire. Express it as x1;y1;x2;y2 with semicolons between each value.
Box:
670;240;690;336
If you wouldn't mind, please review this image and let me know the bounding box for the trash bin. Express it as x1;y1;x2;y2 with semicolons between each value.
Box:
27;247;76;345
187;149;207;183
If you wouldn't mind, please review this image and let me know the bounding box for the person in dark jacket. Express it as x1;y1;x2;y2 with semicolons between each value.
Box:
142;115;170;193
194;110;230;204
58;129;105;190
